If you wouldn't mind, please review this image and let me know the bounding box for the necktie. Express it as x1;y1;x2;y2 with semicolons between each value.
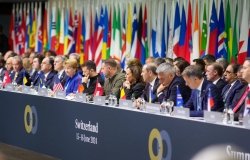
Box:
223;84;231;102
149;84;153;103
196;90;201;111
13;72;18;83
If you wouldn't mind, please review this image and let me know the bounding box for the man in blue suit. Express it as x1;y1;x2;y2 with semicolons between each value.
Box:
39;57;56;90
140;63;159;103
54;55;68;87
11;56;31;86
221;64;246;111
156;62;191;105
183;65;223;117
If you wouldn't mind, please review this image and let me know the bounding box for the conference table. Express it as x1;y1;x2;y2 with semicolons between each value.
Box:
0;89;249;160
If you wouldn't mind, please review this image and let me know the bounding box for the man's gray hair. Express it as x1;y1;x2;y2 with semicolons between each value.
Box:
13;55;23;66
143;63;157;75
156;62;176;75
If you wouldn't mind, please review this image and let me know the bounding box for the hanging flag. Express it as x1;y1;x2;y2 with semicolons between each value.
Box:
35;2;42;53
150;1;157;57
76;11;82;54
232;2;238;63
84;4;93;61
225;0;232;62
102;6;109;60
176;85;183;107
200;2;208;56
192;0;200;60
121;7;126;69
16;4;25;54
208;0;218;56
110;4;121;60
217;0;227;59
130;4;138;58
2;71;12;88
120;88;126;100
25;3;30;52
173;1;181;58
238;0;249;64
30;2;37;50
9;4;16;52
141;4;149;64
67;8;76;54
155;2;163;58
50;3;57;51
58;4;65;55
125;3;132;62
94;7;104;73
73;10;79;53
42;2;48;52
135;4;143;60
63;5;69;55
160;3;166;58
207;88;214;111
106;6;112;59
94;81;104;96
53;76;64;93
167;0;175;59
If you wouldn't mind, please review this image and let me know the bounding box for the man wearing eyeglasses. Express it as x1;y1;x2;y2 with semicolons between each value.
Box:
221;64;246;111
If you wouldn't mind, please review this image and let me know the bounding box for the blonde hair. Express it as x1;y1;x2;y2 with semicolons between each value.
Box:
64;58;78;69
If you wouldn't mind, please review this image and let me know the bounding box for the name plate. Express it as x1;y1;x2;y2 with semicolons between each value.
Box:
93;96;106;105
75;93;86;102
172;107;190;118
55;90;66;99
119;99;133;108
38;88;48;96
243;116;250;129
22;85;31;94
5;84;14;91
146;103;160;113
204;111;223;123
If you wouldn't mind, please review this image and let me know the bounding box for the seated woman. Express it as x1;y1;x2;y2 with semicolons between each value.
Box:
64;59;82;96
122;63;145;100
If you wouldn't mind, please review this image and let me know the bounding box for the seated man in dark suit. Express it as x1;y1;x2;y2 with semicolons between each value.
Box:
221;64;246;111
156;62;191;105
54;55;68;87
234;58;250;118
11;56;31;86
183;65;223;117
206;62;227;93
140;63;159;103
39;57;57;90
30;54;44;87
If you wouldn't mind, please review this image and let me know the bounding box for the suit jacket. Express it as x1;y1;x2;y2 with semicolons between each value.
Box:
141;78;160;103
124;82;146;100
0;67;6;81
83;74;104;95
104;72;125;98
185;79;224;117
215;78;227;94
11;68;31;86
233;85;250;120
64;73;82;95
158;76;191;104
57;71;68;87
38;71;57;90
221;80;246;110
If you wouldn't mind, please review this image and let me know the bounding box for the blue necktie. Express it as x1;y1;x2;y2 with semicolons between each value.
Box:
196;90;201;111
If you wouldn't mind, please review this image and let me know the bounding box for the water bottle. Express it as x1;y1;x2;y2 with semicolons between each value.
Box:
108;94;114;106
160;101;167;114
113;95;117;107
228;108;234;124
223;108;229;124
140;98;146;111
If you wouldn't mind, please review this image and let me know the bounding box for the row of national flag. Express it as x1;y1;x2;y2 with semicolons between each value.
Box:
9;0;250;70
